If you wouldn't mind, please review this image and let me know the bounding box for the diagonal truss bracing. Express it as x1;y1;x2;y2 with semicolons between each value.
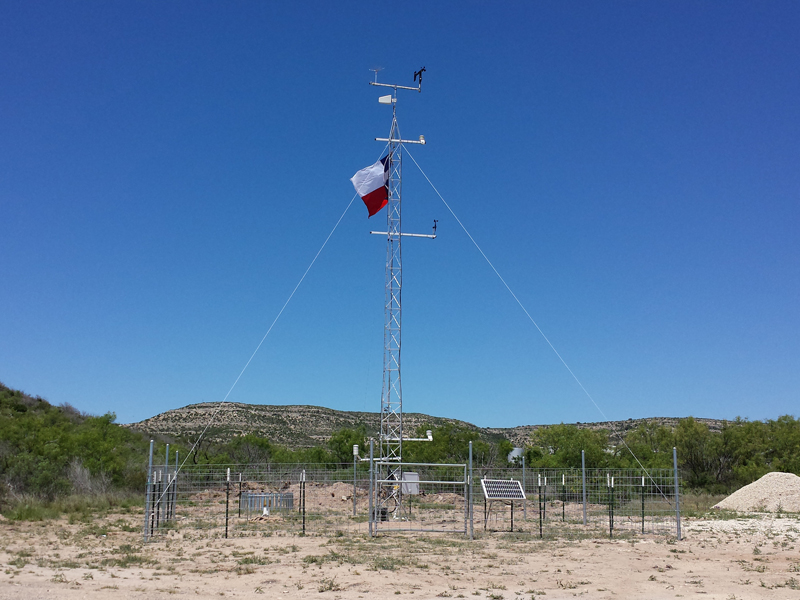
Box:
380;112;403;468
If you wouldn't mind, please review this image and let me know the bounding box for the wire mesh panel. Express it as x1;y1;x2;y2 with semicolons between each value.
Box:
144;467;178;539
143;463;375;540
471;467;680;539
143;463;679;542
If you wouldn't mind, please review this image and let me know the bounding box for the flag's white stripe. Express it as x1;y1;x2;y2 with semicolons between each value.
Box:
350;159;386;197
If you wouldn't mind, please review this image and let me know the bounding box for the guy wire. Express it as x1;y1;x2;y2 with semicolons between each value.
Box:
403;145;673;504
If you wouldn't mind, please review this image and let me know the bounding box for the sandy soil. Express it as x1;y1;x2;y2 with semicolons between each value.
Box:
1;510;799;599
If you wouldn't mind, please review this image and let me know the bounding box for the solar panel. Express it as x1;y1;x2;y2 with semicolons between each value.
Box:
481;478;526;500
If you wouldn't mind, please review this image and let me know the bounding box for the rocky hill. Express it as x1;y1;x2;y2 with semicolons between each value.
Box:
126;402;723;449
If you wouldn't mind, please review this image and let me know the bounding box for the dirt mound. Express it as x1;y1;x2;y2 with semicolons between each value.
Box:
713;471;800;513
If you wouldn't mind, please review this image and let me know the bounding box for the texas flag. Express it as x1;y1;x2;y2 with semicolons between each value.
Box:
351;155;390;217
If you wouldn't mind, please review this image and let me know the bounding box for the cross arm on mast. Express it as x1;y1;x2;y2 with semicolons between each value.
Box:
369;81;420;92
369;231;436;239
370;219;439;239
375;137;426;145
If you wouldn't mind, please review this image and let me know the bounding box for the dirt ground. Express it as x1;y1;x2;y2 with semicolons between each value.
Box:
1;510;799;599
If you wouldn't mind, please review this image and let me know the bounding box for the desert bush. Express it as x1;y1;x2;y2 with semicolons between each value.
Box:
0;382;153;506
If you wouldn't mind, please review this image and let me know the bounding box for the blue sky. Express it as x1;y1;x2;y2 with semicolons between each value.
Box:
2;2;798;427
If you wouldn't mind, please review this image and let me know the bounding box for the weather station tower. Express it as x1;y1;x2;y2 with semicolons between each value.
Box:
351;67;436;518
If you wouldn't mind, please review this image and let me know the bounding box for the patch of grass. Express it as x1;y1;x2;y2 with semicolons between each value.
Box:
678;493;728;517
370;555;414;571
40;558;81;569
5;502;60;521
736;560;766;573
81;523;109;537
318;576;341;592
99;545;156;569
785;578;800;590
109;518;138;532
2;492;140;522
237;555;272;566
8;557;29;569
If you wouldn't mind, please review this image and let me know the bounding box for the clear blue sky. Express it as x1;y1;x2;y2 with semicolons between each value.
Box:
2;2;798;427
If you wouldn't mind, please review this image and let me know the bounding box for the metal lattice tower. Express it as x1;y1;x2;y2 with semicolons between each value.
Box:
367;71;434;503
380;108;403;467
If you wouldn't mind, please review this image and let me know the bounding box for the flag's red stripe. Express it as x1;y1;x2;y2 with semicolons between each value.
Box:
362;186;388;217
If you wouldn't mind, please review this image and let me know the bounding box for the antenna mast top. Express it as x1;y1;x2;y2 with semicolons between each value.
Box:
369;67;384;84
370;66;425;93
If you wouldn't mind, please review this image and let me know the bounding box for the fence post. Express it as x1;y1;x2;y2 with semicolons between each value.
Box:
165;473;171;524
641;475;645;534
143;439;154;542
538;473;542;538
608;474;614;539
155;470;162;528
463;463;468;538
353;444;358;517
581;450;587;526
469;441;473;541
673;447;681;541
238;473;242;518
301;469;306;535
368;439;374;537
163;443;169;522
522;455;526;520
173;450;179;520
225;468;230;539
543;476;547;521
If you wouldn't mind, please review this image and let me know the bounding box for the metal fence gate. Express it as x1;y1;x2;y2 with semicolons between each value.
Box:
369;461;469;536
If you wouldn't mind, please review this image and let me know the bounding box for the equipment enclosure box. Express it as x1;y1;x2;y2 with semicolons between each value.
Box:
402;472;420;495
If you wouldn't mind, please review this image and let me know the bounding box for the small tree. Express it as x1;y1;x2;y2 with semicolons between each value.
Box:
525;424;610;469
327;426;367;465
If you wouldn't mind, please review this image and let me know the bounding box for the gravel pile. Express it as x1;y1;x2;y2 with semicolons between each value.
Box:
713;471;800;513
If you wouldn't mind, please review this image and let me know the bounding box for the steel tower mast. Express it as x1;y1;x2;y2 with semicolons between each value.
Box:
368;70;435;499
379;103;404;468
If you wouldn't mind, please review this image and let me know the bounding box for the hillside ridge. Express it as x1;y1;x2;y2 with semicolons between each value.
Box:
126;402;724;448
